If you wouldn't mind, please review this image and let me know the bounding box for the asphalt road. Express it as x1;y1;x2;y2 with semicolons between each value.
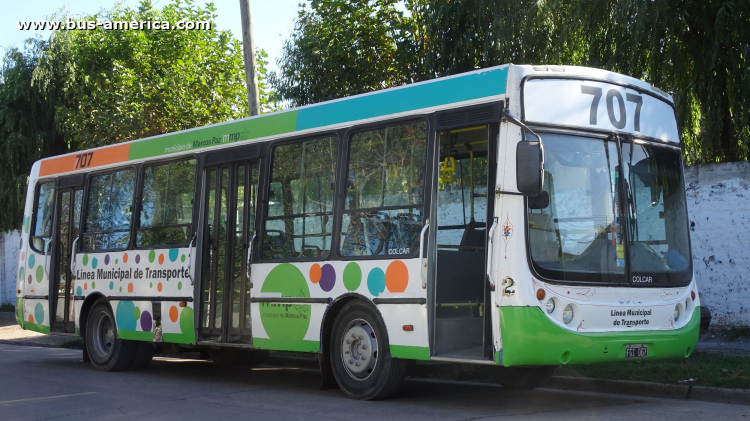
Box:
1;343;748;421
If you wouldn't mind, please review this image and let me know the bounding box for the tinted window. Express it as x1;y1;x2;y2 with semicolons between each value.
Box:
83;169;135;250
340;121;427;257
31;181;55;252
137;159;196;247
263;136;337;259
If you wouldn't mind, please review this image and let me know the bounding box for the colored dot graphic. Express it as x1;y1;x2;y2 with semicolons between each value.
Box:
91;257;98;269
123;253;129;263
157;283;163;292
169;249;179;262
177;282;182;290
35;266;43;283
76;286;82;296
104;254;110;265
169;306;179;323
181;254;186;263
385;260;408;292
367;268;386;296
149;250;156;263
319;264;336;292
343;262;361;292
109;281;114;290
27;254;35;269
82;254;89;266
127;283;134;293
135;254;141;264
309;264;322;284
158;254;165;265
34;303;44;325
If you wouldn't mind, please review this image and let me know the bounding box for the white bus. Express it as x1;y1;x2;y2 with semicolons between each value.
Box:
16;64;701;399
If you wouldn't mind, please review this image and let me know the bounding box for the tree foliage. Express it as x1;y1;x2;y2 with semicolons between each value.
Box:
274;0;750;165
0;0;275;231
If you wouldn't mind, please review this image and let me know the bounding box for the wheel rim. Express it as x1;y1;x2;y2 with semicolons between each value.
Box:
91;309;115;359
340;318;378;381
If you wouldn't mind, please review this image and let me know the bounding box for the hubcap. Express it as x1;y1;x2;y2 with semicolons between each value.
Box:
340;318;378;380
91;310;114;358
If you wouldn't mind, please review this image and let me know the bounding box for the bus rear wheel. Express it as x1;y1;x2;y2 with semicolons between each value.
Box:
85;299;136;372
330;301;408;400
489;366;556;389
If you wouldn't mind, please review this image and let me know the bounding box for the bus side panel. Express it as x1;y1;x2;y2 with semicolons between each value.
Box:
72;247;196;344
250;259;429;358
18;162;51;333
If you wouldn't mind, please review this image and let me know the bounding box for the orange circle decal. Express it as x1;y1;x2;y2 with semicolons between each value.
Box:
28;315;34;323
309;264;322;284
169;306;179;323
157;282;163;292
385;260;408;293
158;254;165;265
83;283;88;290
127;283;134;293
123;253;128;263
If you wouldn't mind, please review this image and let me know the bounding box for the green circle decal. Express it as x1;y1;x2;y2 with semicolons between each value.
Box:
260;264;311;345
133;306;141;320
82;254;89;266
343;262;362;291
35;265;44;283
179;306;194;335
148;250;156;263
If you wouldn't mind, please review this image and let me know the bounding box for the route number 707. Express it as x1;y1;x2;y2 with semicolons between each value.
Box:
74;152;94;169
581;85;643;132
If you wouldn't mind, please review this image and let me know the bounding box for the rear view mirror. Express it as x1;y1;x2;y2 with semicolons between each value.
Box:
517;140;544;195
528;191;549;209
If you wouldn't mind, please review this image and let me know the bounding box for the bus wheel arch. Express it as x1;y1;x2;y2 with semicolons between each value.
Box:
78;292;105;342
327;298;408;400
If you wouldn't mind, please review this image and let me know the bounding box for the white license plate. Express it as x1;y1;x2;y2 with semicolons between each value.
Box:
625;344;648;359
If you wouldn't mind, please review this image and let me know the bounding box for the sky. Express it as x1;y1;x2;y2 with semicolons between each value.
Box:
0;0;302;75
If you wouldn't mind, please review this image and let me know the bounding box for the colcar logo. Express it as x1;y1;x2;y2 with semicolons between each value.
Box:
388;247;410;255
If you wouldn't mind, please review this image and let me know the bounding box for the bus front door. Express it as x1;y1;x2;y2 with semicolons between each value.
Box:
198;161;259;344
50;186;83;334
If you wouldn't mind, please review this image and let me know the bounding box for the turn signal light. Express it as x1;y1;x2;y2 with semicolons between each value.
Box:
179;302;187;307
691;291;696;301
536;289;546;300
403;325;414;331
17;289;21;294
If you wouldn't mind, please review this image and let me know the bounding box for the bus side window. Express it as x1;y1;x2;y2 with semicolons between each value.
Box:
262;136;338;259
83;169;136;251
340;121;427;257
30;181;56;253
137;159;196;247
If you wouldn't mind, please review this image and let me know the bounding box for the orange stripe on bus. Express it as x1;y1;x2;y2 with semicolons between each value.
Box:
39;144;131;177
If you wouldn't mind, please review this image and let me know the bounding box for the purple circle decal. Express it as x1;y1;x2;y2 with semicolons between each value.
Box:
104;254;110;265
135;254;141;264
140;310;153;332
28;274;32;284
319;264;336;292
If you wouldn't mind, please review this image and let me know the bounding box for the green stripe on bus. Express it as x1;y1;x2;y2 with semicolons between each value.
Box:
252;337;320;353
497;306;700;367
295;67;508;131
390;344;429;360
117;330;154;342
24;321;50;334
162;332;196;345
127;110;299;160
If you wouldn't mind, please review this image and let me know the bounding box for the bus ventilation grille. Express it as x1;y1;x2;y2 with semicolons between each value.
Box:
435;102;503;131
58;174;84;188
205;144;261;165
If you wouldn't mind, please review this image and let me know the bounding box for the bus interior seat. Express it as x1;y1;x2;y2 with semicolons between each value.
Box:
460;218;486;251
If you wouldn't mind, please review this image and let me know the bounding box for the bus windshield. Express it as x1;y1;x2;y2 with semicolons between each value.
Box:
528;133;691;285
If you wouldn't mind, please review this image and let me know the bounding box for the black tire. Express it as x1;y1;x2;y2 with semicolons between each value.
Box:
85;299;137;372
489;366;555;389
330;300;408;400
128;342;155;371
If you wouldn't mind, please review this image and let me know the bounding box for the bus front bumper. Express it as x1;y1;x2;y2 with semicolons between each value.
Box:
497;306;700;366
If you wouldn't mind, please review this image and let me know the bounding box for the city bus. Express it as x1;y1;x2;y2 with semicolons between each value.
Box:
15;64;700;399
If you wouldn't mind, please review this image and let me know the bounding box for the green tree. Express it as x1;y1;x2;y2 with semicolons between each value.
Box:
0;0;277;231
0;41;68;231
425;0;750;164
271;0;425;106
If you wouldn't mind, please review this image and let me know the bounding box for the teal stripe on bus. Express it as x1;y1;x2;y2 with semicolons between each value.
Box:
294;67;508;131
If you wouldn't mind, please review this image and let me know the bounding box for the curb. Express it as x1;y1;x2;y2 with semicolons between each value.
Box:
0;339;72;349
546;376;750;405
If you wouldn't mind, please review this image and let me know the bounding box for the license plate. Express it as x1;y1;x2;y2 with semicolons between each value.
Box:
626;344;648;359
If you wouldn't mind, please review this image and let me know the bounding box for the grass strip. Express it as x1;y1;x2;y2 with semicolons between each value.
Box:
557;351;749;389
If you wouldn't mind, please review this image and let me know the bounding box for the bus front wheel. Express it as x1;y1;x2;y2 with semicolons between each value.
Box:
85;298;137;372
330;301;408;400
489;366;556;389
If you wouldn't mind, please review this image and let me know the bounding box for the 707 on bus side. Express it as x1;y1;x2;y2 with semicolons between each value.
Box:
16;64;704;400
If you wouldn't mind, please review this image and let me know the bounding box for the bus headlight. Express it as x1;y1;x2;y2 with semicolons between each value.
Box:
674;305;680;322
545;298;555;314
563;305;574;324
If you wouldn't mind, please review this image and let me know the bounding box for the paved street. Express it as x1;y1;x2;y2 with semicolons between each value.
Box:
1;343;748;421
